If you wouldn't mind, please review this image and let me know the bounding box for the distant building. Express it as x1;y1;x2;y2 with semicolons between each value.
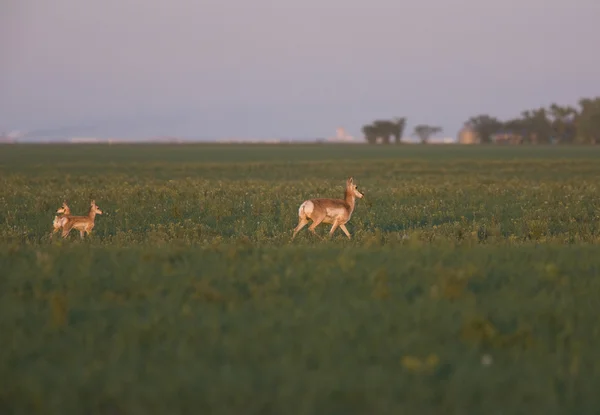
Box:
327;127;356;142
425;137;456;144
150;136;184;144
0;135;15;144
491;132;523;145
0;130;22;144
70;137;100;143
457;124;479;144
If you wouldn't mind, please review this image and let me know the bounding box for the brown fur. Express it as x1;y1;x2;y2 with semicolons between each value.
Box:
61;200;103;239
292;177;364;240
51;201;71;238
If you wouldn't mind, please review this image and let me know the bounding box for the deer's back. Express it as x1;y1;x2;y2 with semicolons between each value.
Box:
310;198;352;222
66;216;93;229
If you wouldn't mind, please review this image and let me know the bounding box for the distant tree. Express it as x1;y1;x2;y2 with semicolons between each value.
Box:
519;108;553;144
519;111;535;144
576;97;600;144
362;117;407;145
502;118;526;144
549;103;578;144
467;115;503;144
372;120;394;144
413;125;442;144
362;124;378;144
391;117;407;144
463;96;600;146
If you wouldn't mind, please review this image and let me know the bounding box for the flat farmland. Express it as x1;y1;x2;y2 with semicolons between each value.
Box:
1;143;600;414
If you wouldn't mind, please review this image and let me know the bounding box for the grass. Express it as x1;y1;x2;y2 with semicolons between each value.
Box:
1;143;600;414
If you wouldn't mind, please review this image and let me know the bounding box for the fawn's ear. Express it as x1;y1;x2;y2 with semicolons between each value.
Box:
347;177;353;184
90;200;95;205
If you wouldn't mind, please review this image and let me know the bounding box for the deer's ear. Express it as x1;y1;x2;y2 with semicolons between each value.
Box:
348;177;353;183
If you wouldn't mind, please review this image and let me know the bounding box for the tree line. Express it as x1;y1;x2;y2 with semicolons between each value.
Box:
361;118;443;144
362;96;600;144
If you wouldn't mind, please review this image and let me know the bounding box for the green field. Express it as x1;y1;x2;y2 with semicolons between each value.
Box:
2;144;600;414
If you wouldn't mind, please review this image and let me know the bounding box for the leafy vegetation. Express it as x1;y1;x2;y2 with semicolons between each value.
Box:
413;124;443;144
361;96;600;144
1;144;600;414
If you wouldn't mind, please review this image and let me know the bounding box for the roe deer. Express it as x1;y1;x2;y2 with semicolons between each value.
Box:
51;201;71;238
61;200;103;239
292;177;364;240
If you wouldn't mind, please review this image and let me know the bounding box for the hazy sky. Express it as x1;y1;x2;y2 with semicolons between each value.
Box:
1;0;599;140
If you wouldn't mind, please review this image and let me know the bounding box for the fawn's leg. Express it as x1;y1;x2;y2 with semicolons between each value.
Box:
292;218;309;240
308;216;325;240
340;224;352;239
329;220;340;238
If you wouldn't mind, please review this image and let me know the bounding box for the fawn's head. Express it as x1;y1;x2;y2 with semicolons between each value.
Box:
90;200;103;215
346;177;364;199
56;201;70;214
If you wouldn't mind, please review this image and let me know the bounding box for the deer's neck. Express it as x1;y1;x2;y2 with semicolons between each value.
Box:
344;189;356;213
88;209;96;221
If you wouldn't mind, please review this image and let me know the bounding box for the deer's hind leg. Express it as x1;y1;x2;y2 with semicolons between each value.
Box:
292;217;310;240
61;225;72;239
340;224;352;240
329;219;341;238
308;215;326;240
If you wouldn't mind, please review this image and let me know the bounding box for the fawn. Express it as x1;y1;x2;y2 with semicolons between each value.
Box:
61;200;103;239
292;177;364;240
51;201;71;237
